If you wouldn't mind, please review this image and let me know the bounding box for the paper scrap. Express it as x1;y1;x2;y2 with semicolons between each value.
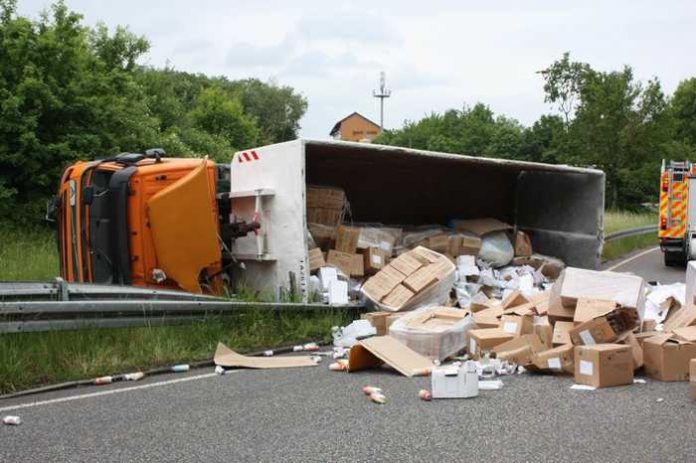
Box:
214;343;318;369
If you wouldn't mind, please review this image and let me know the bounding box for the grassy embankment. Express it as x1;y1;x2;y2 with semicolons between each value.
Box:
602;210;658;262
0;225;348;393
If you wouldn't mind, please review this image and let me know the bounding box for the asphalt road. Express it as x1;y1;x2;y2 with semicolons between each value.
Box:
602;245;684;284
2;246;693;462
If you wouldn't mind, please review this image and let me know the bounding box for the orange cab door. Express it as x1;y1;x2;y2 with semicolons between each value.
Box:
147;160;220;293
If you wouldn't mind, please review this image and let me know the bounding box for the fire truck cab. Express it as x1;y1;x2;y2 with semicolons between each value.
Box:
659;160;696;266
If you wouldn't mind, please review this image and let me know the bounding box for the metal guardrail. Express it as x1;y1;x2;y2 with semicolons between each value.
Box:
604;225;658;242
0;280;365;334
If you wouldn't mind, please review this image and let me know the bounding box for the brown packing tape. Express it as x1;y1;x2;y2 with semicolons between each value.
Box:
214;343;317;369
347;336;433;377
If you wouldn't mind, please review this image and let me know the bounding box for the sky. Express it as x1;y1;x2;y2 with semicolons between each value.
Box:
17;0;696;138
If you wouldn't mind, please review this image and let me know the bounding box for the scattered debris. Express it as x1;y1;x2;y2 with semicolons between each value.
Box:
418;389;432;401
2;416;21;426
478;380;504;391
369;392;387;405
214;343;318;369
124;372;145;381
171;364;190;373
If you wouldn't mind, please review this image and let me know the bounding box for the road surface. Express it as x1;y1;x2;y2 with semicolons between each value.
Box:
1;246;693;462
602;246;684;284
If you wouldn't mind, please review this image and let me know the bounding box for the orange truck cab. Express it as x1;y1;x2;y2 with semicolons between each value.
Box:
48;149;257;294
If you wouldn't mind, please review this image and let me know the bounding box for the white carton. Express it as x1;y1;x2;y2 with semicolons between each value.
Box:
431;361;479;399
327;280;348;304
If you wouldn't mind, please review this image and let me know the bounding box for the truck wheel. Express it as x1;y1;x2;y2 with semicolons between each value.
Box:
664;251;685;267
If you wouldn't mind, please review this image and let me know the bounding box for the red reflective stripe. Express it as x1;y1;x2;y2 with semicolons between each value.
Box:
243;152;251;161
238;155;244;163
251;150;259;160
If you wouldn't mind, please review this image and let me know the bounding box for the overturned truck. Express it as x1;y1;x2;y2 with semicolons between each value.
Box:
230;139;605;301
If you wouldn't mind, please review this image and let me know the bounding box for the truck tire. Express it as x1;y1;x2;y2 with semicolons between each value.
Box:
664;251;685;267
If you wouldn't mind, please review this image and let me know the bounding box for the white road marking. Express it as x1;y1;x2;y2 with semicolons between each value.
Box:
605;246;660;271
0;371;230;413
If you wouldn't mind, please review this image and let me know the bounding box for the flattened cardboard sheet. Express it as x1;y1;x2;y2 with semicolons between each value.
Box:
214;343;317;369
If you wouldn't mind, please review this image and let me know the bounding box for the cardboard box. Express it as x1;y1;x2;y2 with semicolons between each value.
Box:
308;247;325;273
514;231;533;257
500;315;534;337
362;266;407;301
533;318;554;348
327;279;348;304
568;307;639;346
380;284;415;308
663;304;696;332
470;292;494;313
643;331;696;381
468;328;514;359
403;265;439;293
431;362;479;399
424;234;450;254
308;223;336;249
492;334;546;366
327;250;363;277
691;359;696;399
389;307;475;361
389;252;425;276
552;321;575;346
472;307;503;328
307;207;343;227
347;336;432;377
448;234;482;257
574;344;634;388
573;299;618;323
361;311;392;336
616;331;644;370
531;344;574;374
549;267;646;321
363;247;389;275
306;185;345;209
335;226;360;253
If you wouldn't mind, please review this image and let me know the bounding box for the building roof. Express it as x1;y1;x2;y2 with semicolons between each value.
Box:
329;112;381;136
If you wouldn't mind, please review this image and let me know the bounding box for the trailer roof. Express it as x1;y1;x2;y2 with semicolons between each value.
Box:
300;138;603;176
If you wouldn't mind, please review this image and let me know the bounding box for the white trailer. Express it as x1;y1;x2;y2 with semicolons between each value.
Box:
229;139;605;301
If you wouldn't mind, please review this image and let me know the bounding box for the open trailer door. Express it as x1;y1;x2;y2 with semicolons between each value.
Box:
148;160;220;293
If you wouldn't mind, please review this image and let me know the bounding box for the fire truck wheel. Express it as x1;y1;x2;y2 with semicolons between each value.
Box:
663;251;685;267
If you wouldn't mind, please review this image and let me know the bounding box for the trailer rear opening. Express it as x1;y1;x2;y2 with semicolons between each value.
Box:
230;139;605;301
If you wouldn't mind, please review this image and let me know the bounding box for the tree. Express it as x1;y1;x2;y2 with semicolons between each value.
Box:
671;77;696;147
538;52;591;125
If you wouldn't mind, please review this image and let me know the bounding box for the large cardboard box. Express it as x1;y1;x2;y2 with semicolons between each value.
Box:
357;227;398;255
389;307;475;361
643;329;696;381
362;247;455;312
306;186;346;227
468;328;514;359
335;226;360;253
531;344;574;374
616;331;644;370
327;250;363;277
574;344;634;388
308;223;336;249
549;267;646;322
663;304;696;332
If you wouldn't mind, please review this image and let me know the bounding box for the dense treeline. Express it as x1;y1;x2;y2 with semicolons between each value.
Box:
376;53;696;209
0;1;306;223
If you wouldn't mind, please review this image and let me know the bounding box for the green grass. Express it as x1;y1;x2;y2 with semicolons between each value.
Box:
601;234;657;261
0;310;349;393
0;226;59;281
603;209;657;235
601;209;658;261
0;224;349;393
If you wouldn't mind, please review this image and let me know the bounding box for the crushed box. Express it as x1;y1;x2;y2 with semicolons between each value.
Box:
552;321;575;346
548;267;645;322
568;306;639;346
574;344;634;388
514;231;533;257
531;344;574;374
492;333;545;366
